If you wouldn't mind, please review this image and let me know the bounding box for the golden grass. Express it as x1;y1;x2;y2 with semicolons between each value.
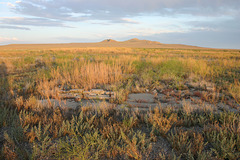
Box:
1;46;240;159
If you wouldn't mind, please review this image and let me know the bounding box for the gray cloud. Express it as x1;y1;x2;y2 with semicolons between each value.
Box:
8;0;239;31
13;1;89;21
14;0;240;21
0;25;30;30
134;30;240;49
188;17;240;32
0;17;71;27
3;0;239;48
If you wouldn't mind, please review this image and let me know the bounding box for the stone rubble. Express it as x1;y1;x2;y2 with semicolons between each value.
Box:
38;86;239;113
58;88;115;101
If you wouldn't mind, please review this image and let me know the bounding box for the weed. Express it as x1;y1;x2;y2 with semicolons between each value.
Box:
1;47;240;159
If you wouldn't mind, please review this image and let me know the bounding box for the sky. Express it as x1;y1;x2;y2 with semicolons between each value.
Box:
0;0;239;49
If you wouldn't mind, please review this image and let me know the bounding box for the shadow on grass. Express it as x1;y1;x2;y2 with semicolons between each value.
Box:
0;62;32;159
0;62;9;104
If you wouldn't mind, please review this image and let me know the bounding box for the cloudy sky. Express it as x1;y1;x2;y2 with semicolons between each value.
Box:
0;0;239;48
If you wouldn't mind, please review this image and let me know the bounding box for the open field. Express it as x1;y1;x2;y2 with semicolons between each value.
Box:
0;45;240;159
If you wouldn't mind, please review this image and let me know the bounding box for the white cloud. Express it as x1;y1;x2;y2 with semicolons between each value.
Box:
0;36;18;43
192;27;218;32
7;2;15;7
121;18;139;24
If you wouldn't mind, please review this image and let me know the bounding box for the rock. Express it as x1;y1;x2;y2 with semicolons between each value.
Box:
218;102;239;113
128;93;155;103
158;98;169;103
90;89;105;95
85;94;112;100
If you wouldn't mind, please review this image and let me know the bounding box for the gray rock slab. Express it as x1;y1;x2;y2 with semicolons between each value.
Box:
59;93;82;99
85;94;112;100
127;93;155;103
217;102;239;113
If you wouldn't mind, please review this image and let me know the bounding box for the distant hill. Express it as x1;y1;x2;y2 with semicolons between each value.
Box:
100;39;118;43
0;38;207;50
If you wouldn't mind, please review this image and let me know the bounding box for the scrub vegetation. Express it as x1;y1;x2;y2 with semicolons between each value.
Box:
0;47;240;159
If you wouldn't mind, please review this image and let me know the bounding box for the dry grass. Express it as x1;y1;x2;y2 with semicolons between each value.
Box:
0;47;240;159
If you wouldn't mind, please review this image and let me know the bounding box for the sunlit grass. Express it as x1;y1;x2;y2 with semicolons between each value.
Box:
0;47;240;159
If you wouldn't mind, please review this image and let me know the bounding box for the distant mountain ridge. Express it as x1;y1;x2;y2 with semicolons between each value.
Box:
0;38;206;49
101;39;118;43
